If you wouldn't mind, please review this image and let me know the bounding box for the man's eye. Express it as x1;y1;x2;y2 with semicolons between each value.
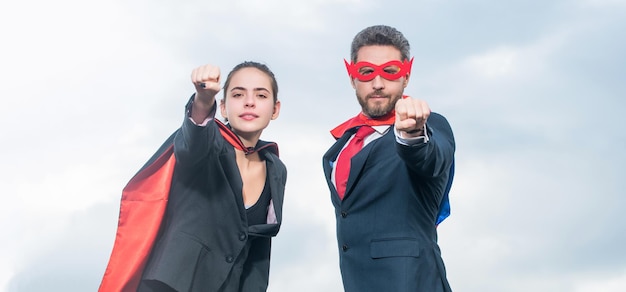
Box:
358;68;374;75
233;93;242;97
258;94;268;99
384;66;400;74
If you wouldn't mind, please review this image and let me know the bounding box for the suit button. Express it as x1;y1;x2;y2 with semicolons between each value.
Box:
342;244;349;252
341;211;347;218
239;233;247;241
225;255;234;263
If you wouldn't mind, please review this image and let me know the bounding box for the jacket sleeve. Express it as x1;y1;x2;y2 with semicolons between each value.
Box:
395;112;455;178
174;97;221;168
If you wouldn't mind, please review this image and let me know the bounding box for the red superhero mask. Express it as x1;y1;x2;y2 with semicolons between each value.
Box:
344;58;414;81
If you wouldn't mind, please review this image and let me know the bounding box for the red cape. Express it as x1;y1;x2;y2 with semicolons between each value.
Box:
99;143;175;292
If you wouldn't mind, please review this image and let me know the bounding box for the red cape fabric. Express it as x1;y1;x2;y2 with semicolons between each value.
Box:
99;145;176;292
99;120;275;292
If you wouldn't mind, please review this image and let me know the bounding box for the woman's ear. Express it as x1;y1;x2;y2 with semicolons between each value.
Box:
219;99;227;120
271;100;281;120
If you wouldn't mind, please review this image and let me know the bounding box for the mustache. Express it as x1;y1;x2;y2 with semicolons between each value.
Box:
366;90;390;99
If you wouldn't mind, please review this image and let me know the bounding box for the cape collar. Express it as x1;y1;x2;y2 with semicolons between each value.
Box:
330;111;395;139
216;119;279;157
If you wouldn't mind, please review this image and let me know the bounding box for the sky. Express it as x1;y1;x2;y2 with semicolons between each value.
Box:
1;0;625;291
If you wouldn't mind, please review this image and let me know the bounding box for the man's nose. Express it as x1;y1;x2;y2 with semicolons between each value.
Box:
371;75;385;90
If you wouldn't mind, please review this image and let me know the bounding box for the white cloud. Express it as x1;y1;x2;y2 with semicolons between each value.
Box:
574;270;626;292
580;0;626;7
465;47;519;78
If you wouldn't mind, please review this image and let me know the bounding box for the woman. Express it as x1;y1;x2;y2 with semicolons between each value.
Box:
100;61;287;292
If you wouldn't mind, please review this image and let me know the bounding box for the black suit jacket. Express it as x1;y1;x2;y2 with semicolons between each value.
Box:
141;112;287;292
322;112;455;292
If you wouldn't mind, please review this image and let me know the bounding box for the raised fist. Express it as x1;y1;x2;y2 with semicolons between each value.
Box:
394;96;430;136
191;64;221;105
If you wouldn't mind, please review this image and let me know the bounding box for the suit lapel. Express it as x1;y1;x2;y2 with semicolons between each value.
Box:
343;129;392;201
323;130;355;204
342;137;375;200
219;149;245;214
248;152;283;237
264;153;283;223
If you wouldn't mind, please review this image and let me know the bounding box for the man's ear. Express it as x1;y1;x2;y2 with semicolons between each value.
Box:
403;73;411;88
350;77;357;89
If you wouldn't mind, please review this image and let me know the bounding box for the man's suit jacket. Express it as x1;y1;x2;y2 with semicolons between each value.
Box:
322;112;455;292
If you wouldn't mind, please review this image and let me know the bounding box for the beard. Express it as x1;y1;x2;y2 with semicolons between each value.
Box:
357;90;403;118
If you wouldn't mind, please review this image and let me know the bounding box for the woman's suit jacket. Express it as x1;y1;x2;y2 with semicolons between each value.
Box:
99;99;287;292
322;112;455;292
140;113;287;292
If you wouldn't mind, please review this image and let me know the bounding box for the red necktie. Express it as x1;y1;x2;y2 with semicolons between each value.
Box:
335;126;376;200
